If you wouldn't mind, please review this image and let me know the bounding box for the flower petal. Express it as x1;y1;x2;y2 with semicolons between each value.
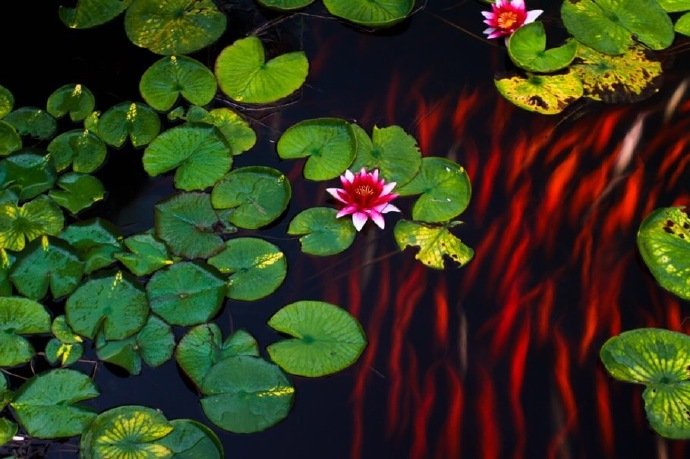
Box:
381;182;397;195
369;211;385;229
337;205;357;218
326;187;348;204
525;10;543;24
352;212;368;231
481;11;494;19
344;170;355;183
381;204;400;214
511;0;526;11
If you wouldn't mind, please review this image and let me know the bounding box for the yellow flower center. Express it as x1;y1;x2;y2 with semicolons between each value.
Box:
355;185;375;197
497;11;519;29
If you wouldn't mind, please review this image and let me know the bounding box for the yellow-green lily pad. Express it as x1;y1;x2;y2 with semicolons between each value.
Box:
494;71;583;115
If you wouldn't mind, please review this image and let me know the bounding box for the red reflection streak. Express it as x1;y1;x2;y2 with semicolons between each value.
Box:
414;95;448;155
509;317;530;459
489;277;526;358
433;277;449;349
452;90;480;141
595;368;615;457
409;353;432;459
350;259;391;459
437;365;464;459
387;265;427;436
477;369;500;459
547;331;577;459
536;280;556;344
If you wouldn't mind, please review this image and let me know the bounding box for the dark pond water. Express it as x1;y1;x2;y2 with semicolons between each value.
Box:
2;1;690;458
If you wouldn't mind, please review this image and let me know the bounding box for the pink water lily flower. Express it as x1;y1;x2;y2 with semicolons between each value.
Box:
326;168;400;231
481;0;543;39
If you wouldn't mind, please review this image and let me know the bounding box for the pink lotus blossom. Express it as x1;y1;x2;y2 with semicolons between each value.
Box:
481;0;543;39
326;168;400;231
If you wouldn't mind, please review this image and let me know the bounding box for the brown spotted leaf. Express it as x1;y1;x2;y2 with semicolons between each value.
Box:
494;72;583;115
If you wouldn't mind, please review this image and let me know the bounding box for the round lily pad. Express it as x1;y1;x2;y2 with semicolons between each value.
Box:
206;108;256;155
9;237;84;300
323;0;414;27
677;12;690;36
561;0;674;55
143;124;231;191
257;0;315;10
601;328;690;439
572;44;663;103
65;273;149;340
160;419;223;459
507;22;577;73
0;121;21;156
96;102;161;148
146;261;226;326
495;72;583;115
4;108;57;140
200;355;294;433
47;129;107;173
211;166;291;229
80;405;174;459
0;196;64;251
350;124;422;188
46;84;96;121
208;237;287;301
658;0;690;11
10;369;98;439
215;36;309;104
0;153;57;201
287;207;356;256
637;207;690;300
125;0;227;55
267;301;366;377
396;157;471;223
0;297;51;367
277;118;355;181
140;56;217;112
59;219;123;273
114;232;174;276
394;220;474;269
59;0;132;29
0;85;14;119
176;325;259;388
49;173;106;215
154;192;224;259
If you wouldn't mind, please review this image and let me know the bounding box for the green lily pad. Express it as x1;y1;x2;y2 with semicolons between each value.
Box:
495;72;583;115
176;325;258;388
0;250;14;297
159;419;223;459
47;130;108;173
561;0;674;55
154;192;224;259
59;0;132;28
49;173;106;215
210;166;290;229
59;219;123;273
215;36;309;104
0;418;17;447
200;356;294;433
45;338;84;367
677;12;690;35
65;272;149;340
4;108;57;140
507;22;577;73
0;121;21;156
46;84;96;121
52;315;83;344
288;207;356;256
206;108;256;156
80;405;174;459
143;124;231;191
115;232;174;276
0;86;14;119
97;315;174;374
9;237;84;300
267;301;366;377
0;153;57;201
571;44;663;103
11;369;98;439
397;157;471;223
140;56;217;112
0;297;50;367
600;328;690;439
658;0;690;11
208;238;287;301
146;261;226;326
125;0;227;55
323;0;414;27
0;196;64;251
394;220;474;269
0;373;11;408
636;207;690;300
96;102;161;148
277;118;355;181
257;0;314;10
350;124;422;187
